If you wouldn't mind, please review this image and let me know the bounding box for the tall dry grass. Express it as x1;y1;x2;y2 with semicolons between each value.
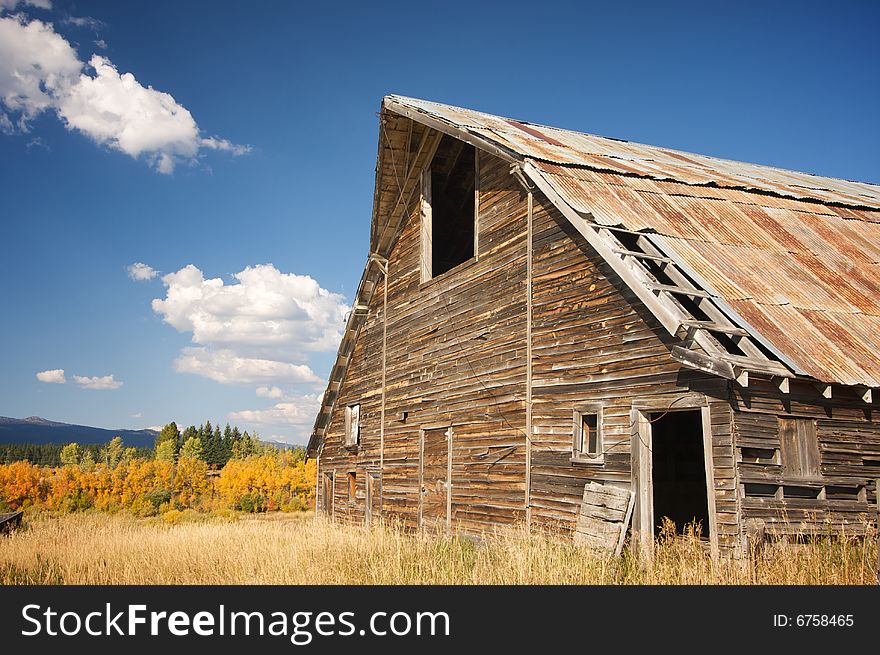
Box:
1;512;876;585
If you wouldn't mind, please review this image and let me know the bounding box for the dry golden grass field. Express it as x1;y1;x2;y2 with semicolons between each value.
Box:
1;511;876;585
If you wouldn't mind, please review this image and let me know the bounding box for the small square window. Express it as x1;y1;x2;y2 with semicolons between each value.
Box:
345;404;360;447
572;405;603;463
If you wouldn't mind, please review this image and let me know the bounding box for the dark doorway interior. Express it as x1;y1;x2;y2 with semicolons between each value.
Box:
651;410;709;538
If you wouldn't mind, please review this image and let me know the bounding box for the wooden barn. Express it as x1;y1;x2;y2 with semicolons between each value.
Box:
306;96;880;555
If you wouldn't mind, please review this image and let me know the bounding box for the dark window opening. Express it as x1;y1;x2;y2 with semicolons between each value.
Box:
744;483;779;498
428;134;475;277
651;410;710;538
783;485;821;499
740;447;778;464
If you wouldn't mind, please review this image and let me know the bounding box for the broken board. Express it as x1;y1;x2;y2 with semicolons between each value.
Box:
573;482;635;556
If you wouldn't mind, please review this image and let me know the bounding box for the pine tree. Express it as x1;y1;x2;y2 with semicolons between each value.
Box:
156;422;181;454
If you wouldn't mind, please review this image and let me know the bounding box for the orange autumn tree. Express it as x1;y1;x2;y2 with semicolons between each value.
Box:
0;439;314;514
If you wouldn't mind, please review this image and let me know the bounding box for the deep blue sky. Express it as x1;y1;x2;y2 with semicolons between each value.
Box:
1;0;878;443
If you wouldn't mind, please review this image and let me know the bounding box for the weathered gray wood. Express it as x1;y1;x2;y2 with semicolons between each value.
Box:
573;482;633;552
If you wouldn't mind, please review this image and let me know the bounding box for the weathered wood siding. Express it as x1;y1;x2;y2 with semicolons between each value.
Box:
732;380;880;538
318;141;529;533
315;122;878;548
528;196;740;549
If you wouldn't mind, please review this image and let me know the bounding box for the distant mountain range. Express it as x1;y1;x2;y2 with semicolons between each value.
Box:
0;416;159;448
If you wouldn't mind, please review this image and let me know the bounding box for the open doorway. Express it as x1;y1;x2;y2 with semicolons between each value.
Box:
650;410;709;538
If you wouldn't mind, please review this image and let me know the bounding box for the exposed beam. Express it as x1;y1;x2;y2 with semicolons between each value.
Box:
383;97;518;164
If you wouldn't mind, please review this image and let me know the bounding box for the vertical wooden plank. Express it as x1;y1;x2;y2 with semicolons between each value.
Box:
379;261;388;515
633;409;654;557
701;405;720;560
419;167;432;283
315;453;321;514
473;148;480;258
418;429;425;529
446;427;453;535
525;190;533;530
365;472;372;528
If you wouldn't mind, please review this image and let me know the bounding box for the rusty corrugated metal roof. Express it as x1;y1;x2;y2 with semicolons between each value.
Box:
387;95;880;210
385;96;880;388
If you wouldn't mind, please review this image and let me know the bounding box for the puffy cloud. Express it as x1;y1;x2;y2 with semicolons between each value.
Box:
256;385;284;399
127;262;158;281
0;16;248;172
0;16;80;125
36;368;65;384
72;374;123;390
152;263;348;375
230;394;322;429
174;347;318;385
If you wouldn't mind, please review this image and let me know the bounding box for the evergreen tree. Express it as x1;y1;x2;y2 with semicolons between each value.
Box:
156;422;181;453
60;442;81;467
179;436;204;460
80;449;96;471
155;440;176;462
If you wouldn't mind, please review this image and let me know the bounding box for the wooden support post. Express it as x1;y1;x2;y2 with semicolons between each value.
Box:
525;190;533;530
380;256;388;519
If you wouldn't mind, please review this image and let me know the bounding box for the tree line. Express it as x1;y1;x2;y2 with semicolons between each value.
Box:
0;442;152;467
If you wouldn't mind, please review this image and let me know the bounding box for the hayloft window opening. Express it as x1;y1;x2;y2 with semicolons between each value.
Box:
421;134;477;281
778;417;820;479
572;405;603;463
345;404;360;448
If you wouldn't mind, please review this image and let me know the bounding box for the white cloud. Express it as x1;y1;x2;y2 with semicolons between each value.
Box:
36;368;66;384
131;412;143;418
230;394;322;429
0;1;52;11
174;347;318;385
127;262;158;281
0;16;248;172
0;16;80;126
256;385;284;399
152;263;347;386
94;38;106;49
62;16;104;30
72;374;123;390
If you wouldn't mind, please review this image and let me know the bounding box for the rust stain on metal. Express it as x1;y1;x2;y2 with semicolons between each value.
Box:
504;119;568;147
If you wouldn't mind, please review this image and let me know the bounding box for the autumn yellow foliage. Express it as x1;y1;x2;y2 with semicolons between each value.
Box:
0;451;315;515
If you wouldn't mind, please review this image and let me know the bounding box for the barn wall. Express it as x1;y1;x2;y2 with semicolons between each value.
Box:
731;380;879;539
317;143;530;533
527;197;741;549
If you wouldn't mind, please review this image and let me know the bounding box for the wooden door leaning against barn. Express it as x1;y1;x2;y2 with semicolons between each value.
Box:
419;427;452;533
